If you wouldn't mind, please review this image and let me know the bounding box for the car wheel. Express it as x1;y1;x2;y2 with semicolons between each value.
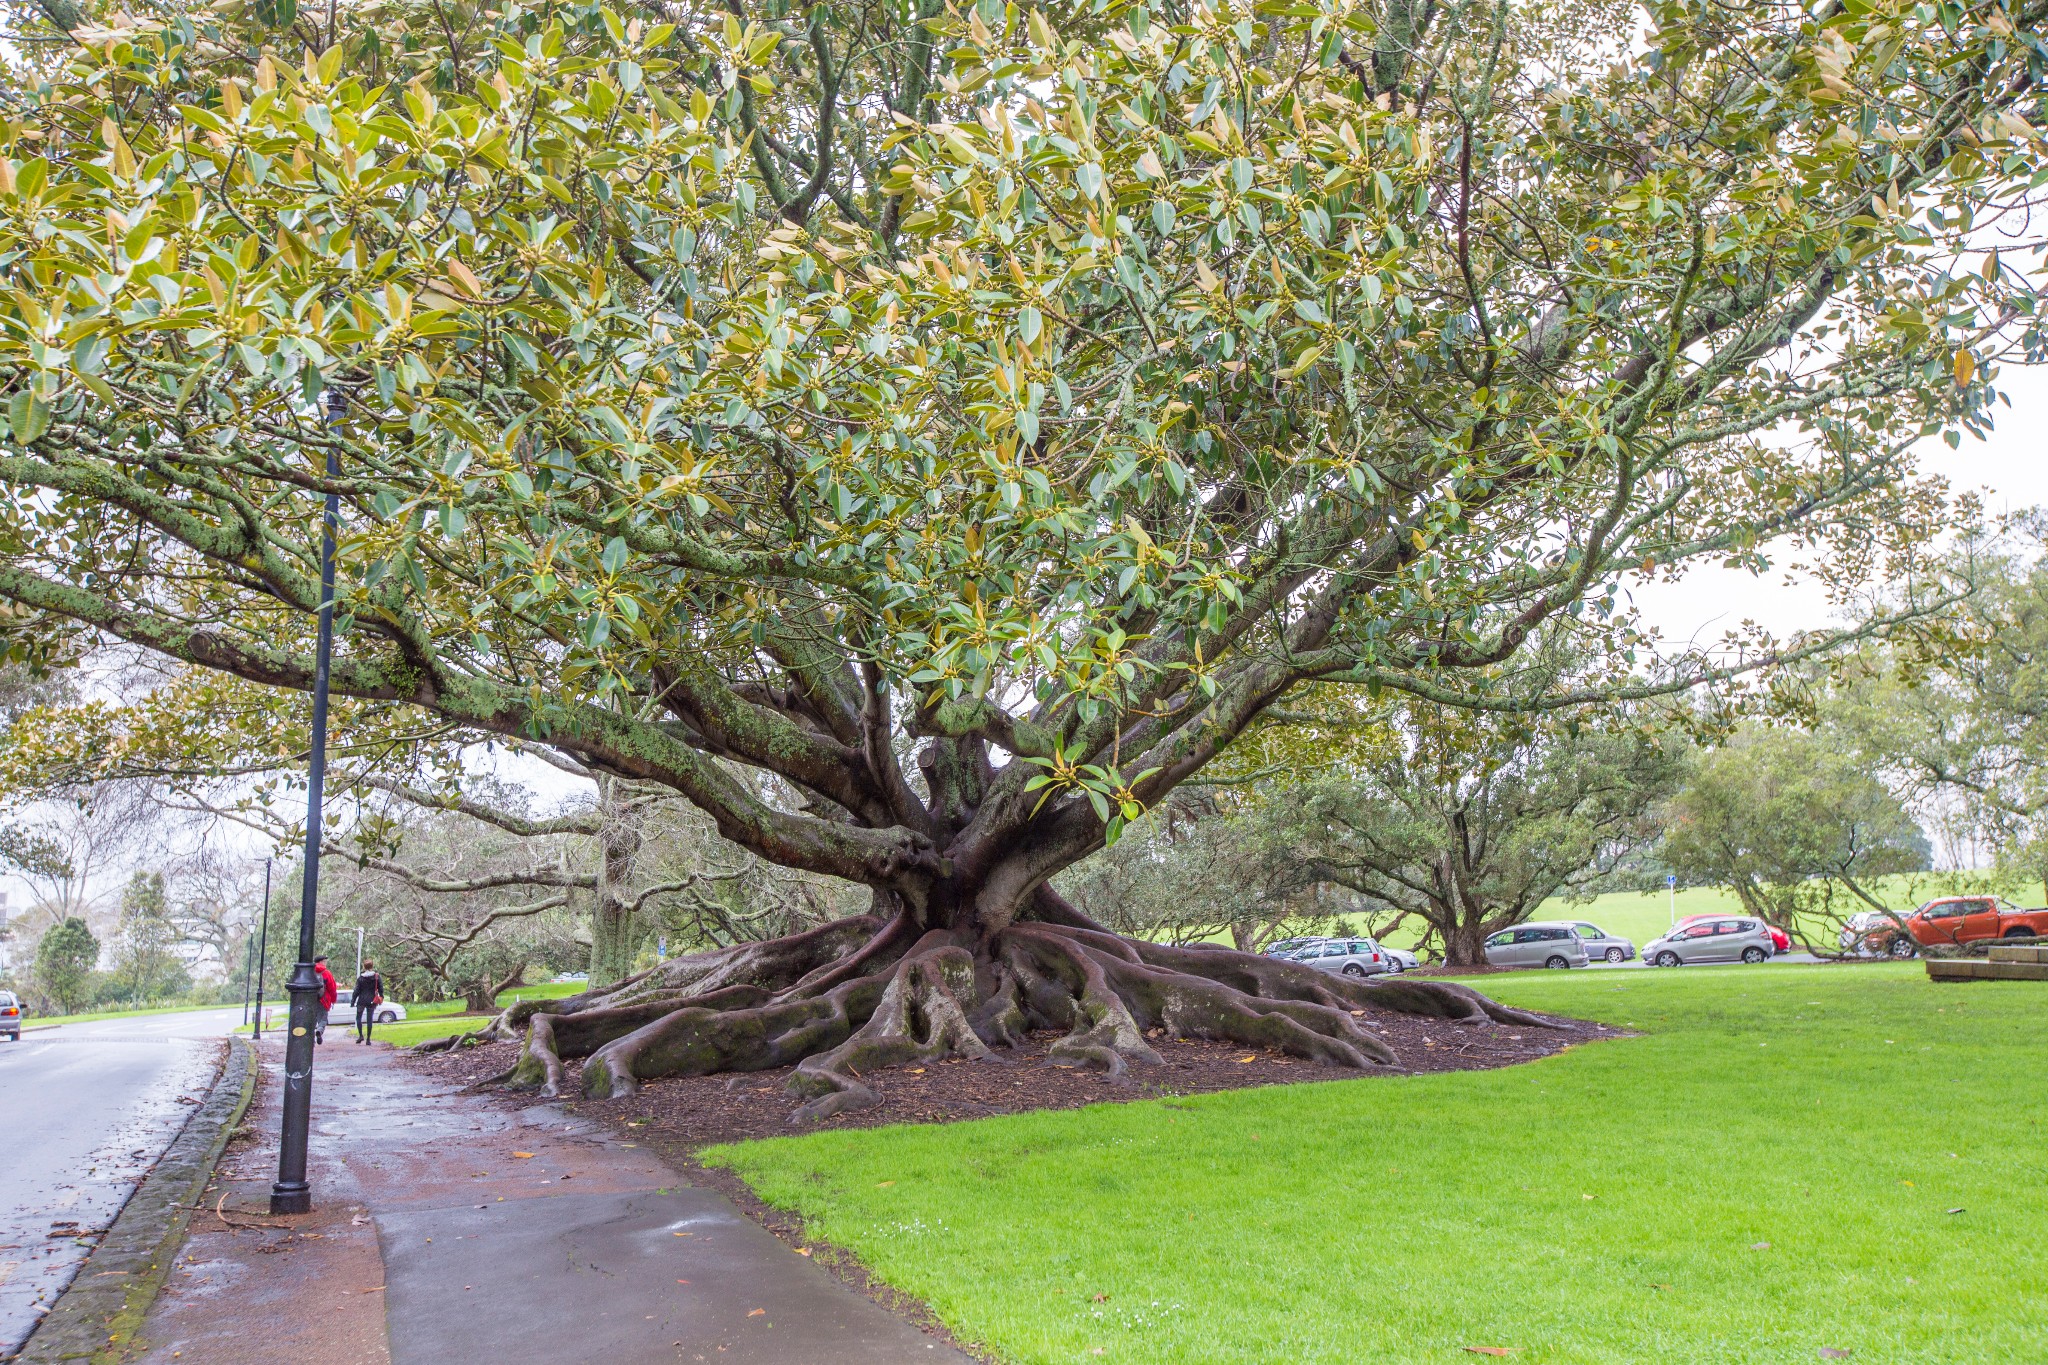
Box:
1544;955;1571;969
1655;951;1681;968
1888;936;1918;959
2004;926;2035;939
1605;947;1626;964
1742;946;1767;964
1341;964;1367;977
377;1010;398;1023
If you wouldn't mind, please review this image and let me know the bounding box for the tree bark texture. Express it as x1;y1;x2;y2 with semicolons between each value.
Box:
586;775;646;986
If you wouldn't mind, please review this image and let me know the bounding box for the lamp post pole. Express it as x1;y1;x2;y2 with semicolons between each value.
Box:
272;390;345;1216
251;858;274;1040
243;857;272;1028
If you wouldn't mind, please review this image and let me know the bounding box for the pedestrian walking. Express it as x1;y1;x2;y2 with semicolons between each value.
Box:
313;955;339;1044
353;960;384;1044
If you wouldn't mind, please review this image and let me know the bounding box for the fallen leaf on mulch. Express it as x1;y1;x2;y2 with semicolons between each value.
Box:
511;1152;535;1159
1463;1349;1519;1357
796;1247;812;1256
747;1309;765;1317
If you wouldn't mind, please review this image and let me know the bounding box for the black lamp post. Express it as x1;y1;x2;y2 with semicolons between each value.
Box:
271;388;345;1216
251;857;274;1040
243;857;272;1029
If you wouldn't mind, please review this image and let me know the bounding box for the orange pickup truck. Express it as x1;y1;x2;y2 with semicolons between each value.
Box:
1869;896;2048;958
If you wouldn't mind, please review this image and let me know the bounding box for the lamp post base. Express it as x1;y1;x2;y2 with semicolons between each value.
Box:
270;1182;312;1216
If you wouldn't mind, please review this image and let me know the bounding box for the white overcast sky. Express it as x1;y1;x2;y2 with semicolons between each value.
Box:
1628;363;2048;643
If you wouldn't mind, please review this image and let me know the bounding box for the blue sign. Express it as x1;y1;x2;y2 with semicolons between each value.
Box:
1666;875;1677;888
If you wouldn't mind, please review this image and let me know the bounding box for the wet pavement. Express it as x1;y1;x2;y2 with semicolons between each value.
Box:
133;1038;970;1364
0;1009;238;1357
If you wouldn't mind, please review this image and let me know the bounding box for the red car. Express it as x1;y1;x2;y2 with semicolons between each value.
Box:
1869;897;2048;958
1674;914;1789;953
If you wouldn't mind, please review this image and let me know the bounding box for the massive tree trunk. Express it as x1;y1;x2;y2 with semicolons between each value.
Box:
448;868;1562;1118
586;776;646;986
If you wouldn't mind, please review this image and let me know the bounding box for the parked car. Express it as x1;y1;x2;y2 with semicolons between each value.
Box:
1;990;20;1041
1863;896;2048;958
1673;912;1790;954
1642;917;1777;966
1569;922;1636;964
1482;923;1591;969
1380;946;1419;972
1289;938;1391;976
326;990;407;1026
1263;937;1328;958
1839;909;1907;956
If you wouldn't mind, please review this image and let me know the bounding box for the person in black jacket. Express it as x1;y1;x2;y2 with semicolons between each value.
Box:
353;960;384;1044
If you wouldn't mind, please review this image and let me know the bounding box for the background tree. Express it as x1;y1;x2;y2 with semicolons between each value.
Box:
104;870;192;1004
31;915;97;1013
1222;682;1690;964
0;0;2033;1109
1661;725;1933;942
1826;534;2048;897
1056;791;1344;951
0;666;862;987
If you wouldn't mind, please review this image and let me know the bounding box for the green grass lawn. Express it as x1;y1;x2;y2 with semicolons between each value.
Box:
704;963;2046;1363
17;1001;241;1029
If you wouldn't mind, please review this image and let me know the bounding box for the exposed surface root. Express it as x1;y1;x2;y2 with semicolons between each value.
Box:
471;913;1570;1122
785;943;993;1123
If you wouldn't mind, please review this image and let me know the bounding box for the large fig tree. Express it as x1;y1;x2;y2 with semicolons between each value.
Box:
0;0;2033;1114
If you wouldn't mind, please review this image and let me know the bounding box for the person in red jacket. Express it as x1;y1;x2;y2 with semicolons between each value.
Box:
313;955;339;1044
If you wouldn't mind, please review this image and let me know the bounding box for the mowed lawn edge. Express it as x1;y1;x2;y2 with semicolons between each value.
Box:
703;963;2047;1364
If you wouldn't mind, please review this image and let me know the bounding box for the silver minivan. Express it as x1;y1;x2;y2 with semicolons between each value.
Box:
1482;923;1591;969
1641;917;1776;966
1;990;20;1041
1571;922;1637;964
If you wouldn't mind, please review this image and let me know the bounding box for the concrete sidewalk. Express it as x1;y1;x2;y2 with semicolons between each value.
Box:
131;1039;969;1364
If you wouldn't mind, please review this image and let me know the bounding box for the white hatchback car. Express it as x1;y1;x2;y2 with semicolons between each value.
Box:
326;989;407;1026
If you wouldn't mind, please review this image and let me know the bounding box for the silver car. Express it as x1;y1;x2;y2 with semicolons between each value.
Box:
1263;936;1328;958
1;990;20;1041
1642;917;1776;966
1571;922;1637;964
1290;938;1391;977
1380;946;1419;972
1481;922;1591;969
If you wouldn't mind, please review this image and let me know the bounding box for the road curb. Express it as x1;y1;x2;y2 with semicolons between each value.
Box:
13;1035;256;1365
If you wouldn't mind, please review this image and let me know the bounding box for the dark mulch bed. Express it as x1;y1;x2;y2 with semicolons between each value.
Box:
402;1005;1612;1148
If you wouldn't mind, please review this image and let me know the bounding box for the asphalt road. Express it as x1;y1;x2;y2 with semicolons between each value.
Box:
0;1008;241;1356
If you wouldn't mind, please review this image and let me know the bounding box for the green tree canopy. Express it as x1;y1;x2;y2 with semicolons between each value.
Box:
0;0;2032;1102
1661;724;1931;937
32;914;98;1012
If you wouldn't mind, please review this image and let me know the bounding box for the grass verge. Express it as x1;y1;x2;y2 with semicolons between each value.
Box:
704;962;2047;1364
